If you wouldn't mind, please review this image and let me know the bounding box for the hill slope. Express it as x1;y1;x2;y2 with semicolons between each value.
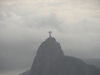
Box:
49;56;100;75
83;58;100;69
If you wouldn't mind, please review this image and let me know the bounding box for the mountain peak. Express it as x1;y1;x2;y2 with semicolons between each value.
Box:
43;37;58;45
30;36;64;75
46;37;56;42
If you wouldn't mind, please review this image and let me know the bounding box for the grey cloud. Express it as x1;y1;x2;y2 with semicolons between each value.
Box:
36;14;62;31
0;11;7;20
23;13;63;31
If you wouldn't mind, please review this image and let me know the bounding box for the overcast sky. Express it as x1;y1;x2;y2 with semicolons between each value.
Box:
0;0;100;75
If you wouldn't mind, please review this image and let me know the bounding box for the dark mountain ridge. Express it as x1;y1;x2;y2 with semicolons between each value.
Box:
49;56;100;75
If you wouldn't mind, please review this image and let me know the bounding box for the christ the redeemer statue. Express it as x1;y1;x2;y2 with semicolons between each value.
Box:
48;31;52;37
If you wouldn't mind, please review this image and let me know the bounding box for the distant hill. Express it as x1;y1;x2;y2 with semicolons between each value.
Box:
83;58;100;69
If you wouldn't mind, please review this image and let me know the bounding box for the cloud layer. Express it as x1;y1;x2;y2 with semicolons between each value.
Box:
0;0;100;74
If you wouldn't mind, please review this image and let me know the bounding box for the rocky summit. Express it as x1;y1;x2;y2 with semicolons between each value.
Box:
20;36;100;75
30;37;64;75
